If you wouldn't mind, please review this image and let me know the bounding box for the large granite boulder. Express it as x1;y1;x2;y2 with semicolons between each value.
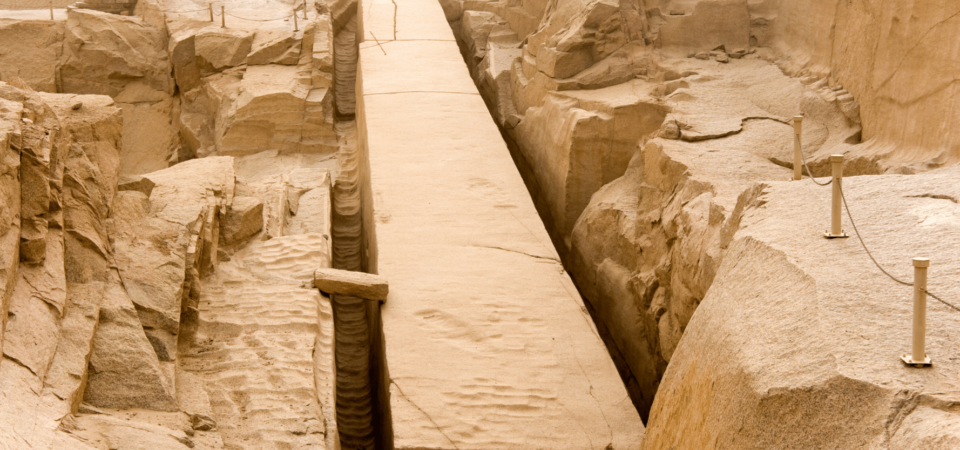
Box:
516;81;667;241
216;65;335;156
112;157;235;367
60;9;174;101
0;19;64;92
644;167;960;449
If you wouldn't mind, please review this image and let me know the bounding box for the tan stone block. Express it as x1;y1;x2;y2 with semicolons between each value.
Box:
314;268;388;301
220;196;263;244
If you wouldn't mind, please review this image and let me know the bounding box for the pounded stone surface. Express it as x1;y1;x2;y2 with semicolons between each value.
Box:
180;165;337;450
358;0;644;447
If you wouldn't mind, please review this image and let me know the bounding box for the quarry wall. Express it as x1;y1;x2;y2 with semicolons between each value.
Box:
761;1;957;166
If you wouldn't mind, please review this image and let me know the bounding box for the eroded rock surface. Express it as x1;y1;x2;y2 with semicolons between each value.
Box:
0;13;344;440
3;0;960;447
644;169;960;449
0;19;64;92
442;0;960;425
0;82;127;449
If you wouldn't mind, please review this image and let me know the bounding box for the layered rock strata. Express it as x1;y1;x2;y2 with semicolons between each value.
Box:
330;11;364;272
331;121;363;271
314;268;390;449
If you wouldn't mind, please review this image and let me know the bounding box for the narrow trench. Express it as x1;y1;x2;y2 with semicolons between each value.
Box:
328;9;391;450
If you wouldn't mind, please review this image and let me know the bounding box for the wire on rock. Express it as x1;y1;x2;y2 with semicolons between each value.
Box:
225;11;292;21
799;147;832;186
838;183;960;313
142;5;209;13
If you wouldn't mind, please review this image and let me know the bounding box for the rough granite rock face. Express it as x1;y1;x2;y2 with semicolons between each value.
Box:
515;81;668;240
0;83;126;448
216;64;336;156
0;19;64;92
644;169;960;449
768;0;960;170
0;74;340;447
0;1;347;447
220;196;264;244
111;157;234;367
195;29;255;74
3;0;960;448
443;0;952;422
60;9;174;101
85;273;179;411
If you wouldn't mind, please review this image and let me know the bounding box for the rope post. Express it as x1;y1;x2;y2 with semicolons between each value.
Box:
293;12;299;31
824;154;848;239
209;3;214;21
50;0;54;20
793;115;803;181
901;258;932;367
221;5;225;27
303;4;308;19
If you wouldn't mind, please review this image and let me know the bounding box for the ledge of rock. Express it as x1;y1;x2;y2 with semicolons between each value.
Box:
314;268;388;301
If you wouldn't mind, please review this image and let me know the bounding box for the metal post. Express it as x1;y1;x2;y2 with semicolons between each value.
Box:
793;115;803;181
209;3;214;21
50;0;54;20
221;5;225;27
303;4;308;19
293;12;298;31
824;154;848;238
902;258;932;367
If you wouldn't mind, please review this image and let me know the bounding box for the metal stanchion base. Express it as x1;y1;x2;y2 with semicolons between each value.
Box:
823;231;849;239
901;354;932;367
